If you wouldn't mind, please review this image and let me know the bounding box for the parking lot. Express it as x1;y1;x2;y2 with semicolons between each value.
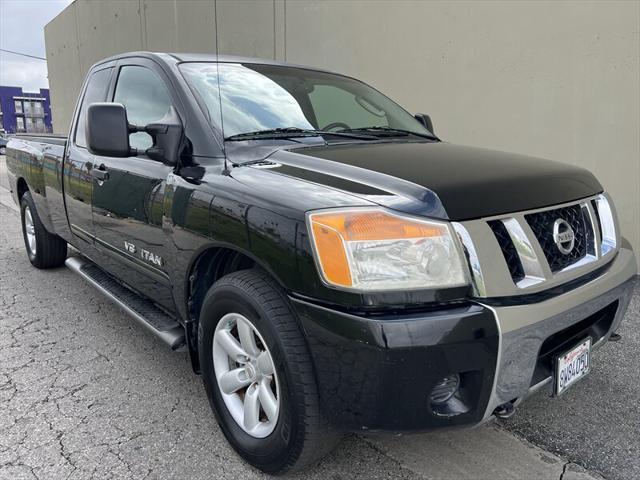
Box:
0;155;638;480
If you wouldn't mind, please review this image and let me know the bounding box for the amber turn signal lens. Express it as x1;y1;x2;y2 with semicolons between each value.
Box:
310;222;352;287
308;209;450;289
310;210;445;242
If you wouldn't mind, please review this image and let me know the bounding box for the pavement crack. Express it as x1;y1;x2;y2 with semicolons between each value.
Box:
56;430;78;478
559;461;569;480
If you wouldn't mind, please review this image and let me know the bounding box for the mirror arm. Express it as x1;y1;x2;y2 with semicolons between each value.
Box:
126;108;183;166
145;124;168;135
145;147;164;162
128;123;168;135
125;124;159;159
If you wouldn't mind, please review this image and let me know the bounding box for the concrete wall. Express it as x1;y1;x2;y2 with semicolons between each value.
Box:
45;0;640;264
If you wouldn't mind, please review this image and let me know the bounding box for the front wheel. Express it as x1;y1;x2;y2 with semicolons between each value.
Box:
0;146;6;155
198;269;340;474
20;191;67;268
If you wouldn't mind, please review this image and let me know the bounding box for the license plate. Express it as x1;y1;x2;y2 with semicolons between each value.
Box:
555;338;591;395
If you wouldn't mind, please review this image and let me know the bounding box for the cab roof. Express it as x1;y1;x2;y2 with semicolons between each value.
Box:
92;51;335;75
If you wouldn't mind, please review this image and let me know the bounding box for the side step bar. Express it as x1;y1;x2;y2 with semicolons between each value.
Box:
65;256;186;350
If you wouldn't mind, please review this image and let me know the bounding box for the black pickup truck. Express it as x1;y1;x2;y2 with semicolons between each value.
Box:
6;52;637;474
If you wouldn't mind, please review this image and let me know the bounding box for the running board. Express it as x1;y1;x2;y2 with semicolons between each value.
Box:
65;256;185;350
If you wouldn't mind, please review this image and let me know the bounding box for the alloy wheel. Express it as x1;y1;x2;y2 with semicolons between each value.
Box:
24;206;36;256
212;312;280;438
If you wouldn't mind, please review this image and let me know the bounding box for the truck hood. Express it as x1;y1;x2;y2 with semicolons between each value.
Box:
260;141;602;221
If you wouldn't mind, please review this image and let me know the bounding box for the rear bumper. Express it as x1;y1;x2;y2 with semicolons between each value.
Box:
291;247;636;432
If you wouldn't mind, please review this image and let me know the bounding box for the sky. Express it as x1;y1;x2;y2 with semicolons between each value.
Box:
0;0;73;91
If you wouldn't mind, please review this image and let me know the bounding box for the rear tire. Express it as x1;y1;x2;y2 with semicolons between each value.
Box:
20;191;67;268
198;269;340;474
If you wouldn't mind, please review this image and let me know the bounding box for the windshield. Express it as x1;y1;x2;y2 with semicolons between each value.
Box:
179;62;432;139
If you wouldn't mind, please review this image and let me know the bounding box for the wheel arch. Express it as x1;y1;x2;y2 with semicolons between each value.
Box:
16;177;29;201
183;244;289;373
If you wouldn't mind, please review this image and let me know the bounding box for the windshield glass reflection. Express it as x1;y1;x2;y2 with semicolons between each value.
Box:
179;63;430;139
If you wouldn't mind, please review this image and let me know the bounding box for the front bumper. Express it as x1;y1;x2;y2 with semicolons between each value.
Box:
291;247;636;432
481;247;636;419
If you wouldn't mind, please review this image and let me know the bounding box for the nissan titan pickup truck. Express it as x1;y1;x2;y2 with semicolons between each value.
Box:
6;52;637;474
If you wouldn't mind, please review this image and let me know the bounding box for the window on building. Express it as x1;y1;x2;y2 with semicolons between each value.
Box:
34;101;43;115
113;66;173;150
16;117;25;131
14;100;22;113
75;67;113;148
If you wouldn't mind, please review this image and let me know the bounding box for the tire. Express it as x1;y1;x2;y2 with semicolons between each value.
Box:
20;191;67;268
198;269;340;474
0;146;6;155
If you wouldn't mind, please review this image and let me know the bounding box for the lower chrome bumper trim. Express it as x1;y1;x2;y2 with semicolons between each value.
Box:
480;247;636;420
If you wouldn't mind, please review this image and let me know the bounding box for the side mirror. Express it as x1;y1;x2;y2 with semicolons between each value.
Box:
414;113;435;135
87;103;184;166
142;107;183;166
86;103;131;157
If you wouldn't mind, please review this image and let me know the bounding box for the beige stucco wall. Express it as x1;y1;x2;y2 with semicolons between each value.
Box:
45;0;640;265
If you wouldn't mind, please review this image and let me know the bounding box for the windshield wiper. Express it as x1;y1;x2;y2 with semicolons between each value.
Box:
337;126;437;140
225;127;376;141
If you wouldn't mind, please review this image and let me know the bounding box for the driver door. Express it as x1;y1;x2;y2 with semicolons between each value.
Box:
90;60;176;311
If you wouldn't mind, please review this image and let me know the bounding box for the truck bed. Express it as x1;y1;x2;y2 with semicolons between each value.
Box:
6;134;69;239
11;133;67;146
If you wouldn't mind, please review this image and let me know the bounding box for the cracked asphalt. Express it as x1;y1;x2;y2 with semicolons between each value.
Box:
0;155;638;479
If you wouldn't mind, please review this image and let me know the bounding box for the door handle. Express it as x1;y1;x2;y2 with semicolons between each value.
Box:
91;164;109;182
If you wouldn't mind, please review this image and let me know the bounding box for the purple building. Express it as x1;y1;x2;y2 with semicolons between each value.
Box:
0;86;53;134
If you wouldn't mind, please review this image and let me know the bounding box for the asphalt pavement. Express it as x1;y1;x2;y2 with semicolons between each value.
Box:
0;155;637;480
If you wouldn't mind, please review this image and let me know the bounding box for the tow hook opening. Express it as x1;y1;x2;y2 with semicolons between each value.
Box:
493;400;517;419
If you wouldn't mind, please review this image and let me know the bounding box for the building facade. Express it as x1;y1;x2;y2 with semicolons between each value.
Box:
0;86;53;134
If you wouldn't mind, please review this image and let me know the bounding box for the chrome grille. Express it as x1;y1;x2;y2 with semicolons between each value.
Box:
524;204;589;272
453;194;619;298
488;220;525;282
591;199;603;240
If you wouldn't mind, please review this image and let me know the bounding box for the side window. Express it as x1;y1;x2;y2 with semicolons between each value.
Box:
113;66;172;151
308;84;388;130
75;68;112;148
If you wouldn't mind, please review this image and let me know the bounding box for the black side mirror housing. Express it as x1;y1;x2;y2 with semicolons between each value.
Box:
87;103;183;165
86;103;131;157
415;113;435;135
142;107;183;166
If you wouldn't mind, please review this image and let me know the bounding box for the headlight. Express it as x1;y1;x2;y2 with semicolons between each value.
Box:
307;208;469;291
594;194;617;255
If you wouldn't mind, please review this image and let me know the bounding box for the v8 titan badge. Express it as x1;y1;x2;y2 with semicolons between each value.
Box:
124;241;163;267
